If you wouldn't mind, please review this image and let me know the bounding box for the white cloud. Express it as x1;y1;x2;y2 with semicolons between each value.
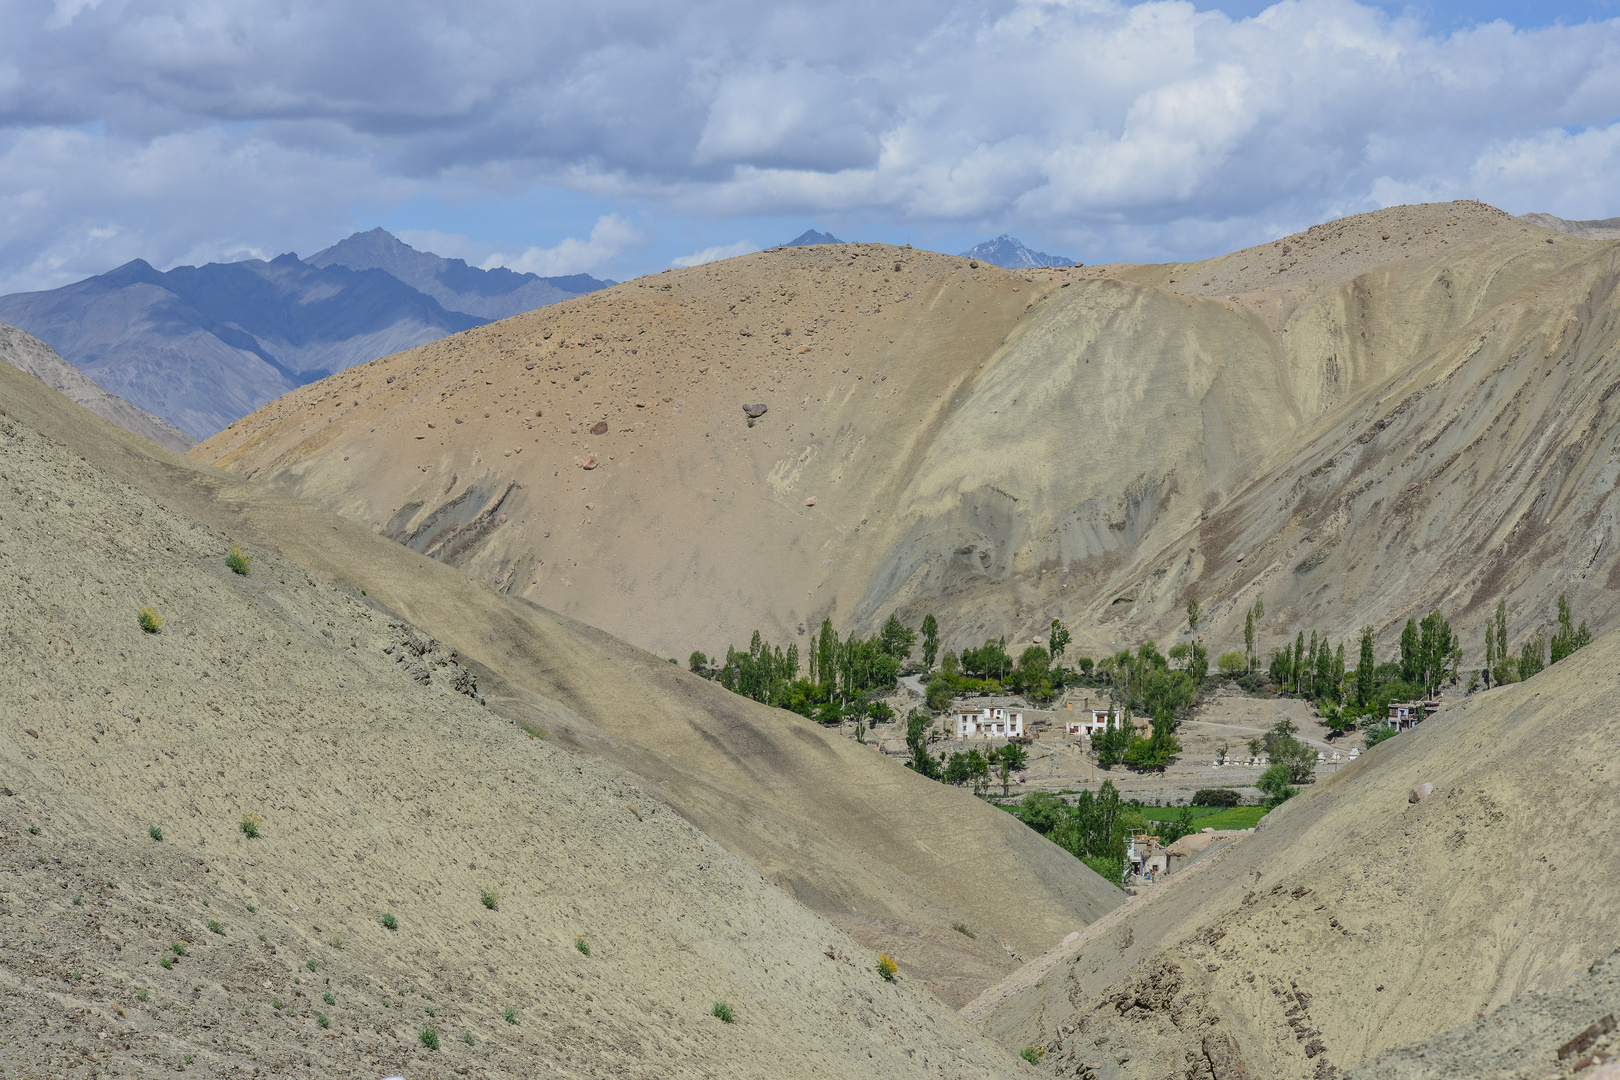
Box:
481;213;644;276
671;239;759;267
2;0;1620;289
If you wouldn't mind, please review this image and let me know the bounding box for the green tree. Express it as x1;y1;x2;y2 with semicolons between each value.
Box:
996;742;1029;771
1356;626;1376;706
920;614;940;671
1244;605;1257;672
1048;618;1071;663
1399;618;1421;684
1186;597;1200;633
1550;594;1592;664
1291;632;1306;695
1188;640;1210;683
1518;633;1547;681
1158;806;1197;845
1013;645;1054;701
904;709;940;779
880;613;917;663
689;650;708;675
1257;763;1298;807
1483;619;1496;689
925;675;954;712
816;619;838;698
1417;609;1455;697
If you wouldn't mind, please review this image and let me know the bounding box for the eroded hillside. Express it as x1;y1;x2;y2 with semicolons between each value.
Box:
973;635;1620;1078
0;361;1052;1077
194;202;1619;665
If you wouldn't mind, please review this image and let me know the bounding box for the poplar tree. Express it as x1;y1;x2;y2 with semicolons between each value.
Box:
1356;626;1375;707
921;614;940;670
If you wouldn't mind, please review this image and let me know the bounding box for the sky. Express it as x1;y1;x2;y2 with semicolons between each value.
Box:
1;0;1618;293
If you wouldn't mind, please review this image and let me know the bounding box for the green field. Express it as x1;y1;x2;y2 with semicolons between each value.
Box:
1139;805;1267;831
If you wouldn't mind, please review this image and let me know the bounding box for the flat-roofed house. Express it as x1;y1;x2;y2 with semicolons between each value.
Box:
954;706;1024;740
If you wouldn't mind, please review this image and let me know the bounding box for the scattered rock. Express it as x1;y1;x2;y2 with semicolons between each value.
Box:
795;346;812;354
590;421;609;435
969;260;979;268
743;403;768;418
581;455;597;470
805;497;817;506
1409;783;1434;804
1236;553;1246;562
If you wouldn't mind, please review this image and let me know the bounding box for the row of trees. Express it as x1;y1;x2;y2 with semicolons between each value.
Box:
1482;596;1590;687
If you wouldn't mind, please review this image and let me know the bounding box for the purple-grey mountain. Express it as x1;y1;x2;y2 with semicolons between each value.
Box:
0;231;612;440
959;234;1074;268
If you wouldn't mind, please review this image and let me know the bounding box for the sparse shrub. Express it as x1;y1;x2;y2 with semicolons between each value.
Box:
73;895;83;906
1022;1046;1046;1064
521;722;545;739
317;1013;330;1029
425;1006;436;1017
272;1000;283;1010
246;904;256;913
381;913;398;931
258;934;266;941
462;1031;475;1046
877;954;898;981
240;812;262;838
305;959;317;972
184;1055;194;1065
208;920;223;935
575;935;590;955
952;922;976;939
136;987;148;1002
323;992;335;1005
71;970;82;981
419;1026;440;1050
201;897;209;906
480;888;499;911
170;941;187;956
29;825;40;835
326;935;342;949
159;956;173;970
501;1007;519;1025
138;607;163;633
711;1001;735;1023
225;545;251;575
1191;788;1242;807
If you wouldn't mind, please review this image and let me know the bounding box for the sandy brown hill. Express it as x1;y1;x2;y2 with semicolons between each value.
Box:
972;633;1620;1079
0;357;1068;1078
1;356;1121;1016
193;203;1615;669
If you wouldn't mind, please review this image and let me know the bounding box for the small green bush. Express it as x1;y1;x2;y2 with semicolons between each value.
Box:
501;1007;519;1025
240;812;262;839
323;992;335;1005
326;935;342;949
462;1031;475;1046
159;956;173;970
575;935;590;956
29;825;40;835
246;904;256;913
711;1001;735;1023
381;913;398;931
208;920;224;935
521;722;546;739
480;888;499;911
272;999;283;1010
71;970;82;981
1191;788;1242;807
952;922;976;938
1022;1046;1045;1064
72;895;83;906
317;1013;330;1029
419;1026;439;1050
877;954;898;981
170;941;187;956
225;545;251;575
305;959;318;972
138;607;163;633
184;1055;194;1065
136;987;149;1002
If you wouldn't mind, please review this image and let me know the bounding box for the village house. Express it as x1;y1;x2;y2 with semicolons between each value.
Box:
1386;699;1444;730
1064;704;1124;737
953;706;1024;740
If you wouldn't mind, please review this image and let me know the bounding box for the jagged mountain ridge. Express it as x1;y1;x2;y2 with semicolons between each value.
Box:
960;234;1075;268
306;227;614;320
0;230;614;441
785;229;845;246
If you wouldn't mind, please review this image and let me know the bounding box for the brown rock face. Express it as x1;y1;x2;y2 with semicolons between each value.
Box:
590;420;608;435
1409;782;1434;803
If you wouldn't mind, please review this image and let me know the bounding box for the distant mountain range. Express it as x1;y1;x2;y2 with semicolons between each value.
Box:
784;229;844;246
959;235;1075;268
0;232;613;439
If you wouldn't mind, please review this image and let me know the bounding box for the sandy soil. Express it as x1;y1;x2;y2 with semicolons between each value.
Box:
0;356;1127;1077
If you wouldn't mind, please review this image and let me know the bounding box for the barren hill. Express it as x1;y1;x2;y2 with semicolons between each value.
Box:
0;322;196;452
0;352;1121;1055
974;632;1620;1078
194;201;1620;667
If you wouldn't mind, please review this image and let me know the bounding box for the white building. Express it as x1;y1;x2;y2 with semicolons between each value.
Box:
1065;706;1124;738
953;706;1024;740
